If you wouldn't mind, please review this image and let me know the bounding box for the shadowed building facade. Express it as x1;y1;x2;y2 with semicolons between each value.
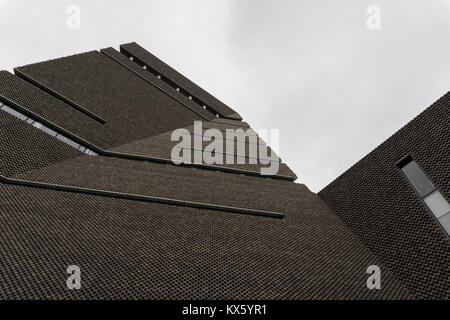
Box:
0;42;448;299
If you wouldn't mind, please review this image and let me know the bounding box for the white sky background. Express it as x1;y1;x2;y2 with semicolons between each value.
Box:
0;0;449;192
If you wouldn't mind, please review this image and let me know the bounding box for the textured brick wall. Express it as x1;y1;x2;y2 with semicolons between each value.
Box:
14;51;206;148
319;92;450;299
0;183;411;299
0;110;82;177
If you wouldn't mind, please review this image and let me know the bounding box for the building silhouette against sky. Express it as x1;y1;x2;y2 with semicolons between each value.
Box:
0;43;448;299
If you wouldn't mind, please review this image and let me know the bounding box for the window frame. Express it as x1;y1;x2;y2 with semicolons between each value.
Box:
397;155;450;237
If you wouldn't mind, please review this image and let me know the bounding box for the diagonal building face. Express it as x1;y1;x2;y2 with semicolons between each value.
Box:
0;42;447;299
319;92;450;300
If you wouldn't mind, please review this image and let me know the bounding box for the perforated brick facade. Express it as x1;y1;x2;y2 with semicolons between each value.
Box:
0;43;448;299
319;93;450;299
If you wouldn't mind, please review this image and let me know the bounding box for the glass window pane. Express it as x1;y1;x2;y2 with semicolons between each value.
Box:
32;122;43;129
438;212;450;235
401;161;435;197
38;125;57;137
424;190;450;218
56;134;69;145
63;138;80;150
1;102;94;154
55;134;80;149
2;105;28;121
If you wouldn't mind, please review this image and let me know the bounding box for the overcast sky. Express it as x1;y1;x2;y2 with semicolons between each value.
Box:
1;0;449;192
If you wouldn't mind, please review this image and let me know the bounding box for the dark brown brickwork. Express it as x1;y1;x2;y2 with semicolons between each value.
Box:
120;42;241;120
0;183;411;299
0;70;117;149
108;122;296;178
0;109;82;177
319;92;450;299
100;47;214;120
13;155;305;214
14;51;205;147
1;42;447;299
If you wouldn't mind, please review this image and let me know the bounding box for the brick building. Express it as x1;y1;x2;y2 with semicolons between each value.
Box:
0;43;448;299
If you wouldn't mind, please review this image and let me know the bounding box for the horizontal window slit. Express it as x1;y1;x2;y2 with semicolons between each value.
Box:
0;102;97;156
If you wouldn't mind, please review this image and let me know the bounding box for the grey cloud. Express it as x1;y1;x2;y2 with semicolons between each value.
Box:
0;0;449;191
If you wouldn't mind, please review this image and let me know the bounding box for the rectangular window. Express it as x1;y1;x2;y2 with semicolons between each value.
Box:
398;156;450;236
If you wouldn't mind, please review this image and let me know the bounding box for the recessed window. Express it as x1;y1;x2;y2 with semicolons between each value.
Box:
398;156;450;236
39;125;57;137
1;104;28;121
400;160;435;197
438;213;450;234
0;101;97;156
423;191;450;219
